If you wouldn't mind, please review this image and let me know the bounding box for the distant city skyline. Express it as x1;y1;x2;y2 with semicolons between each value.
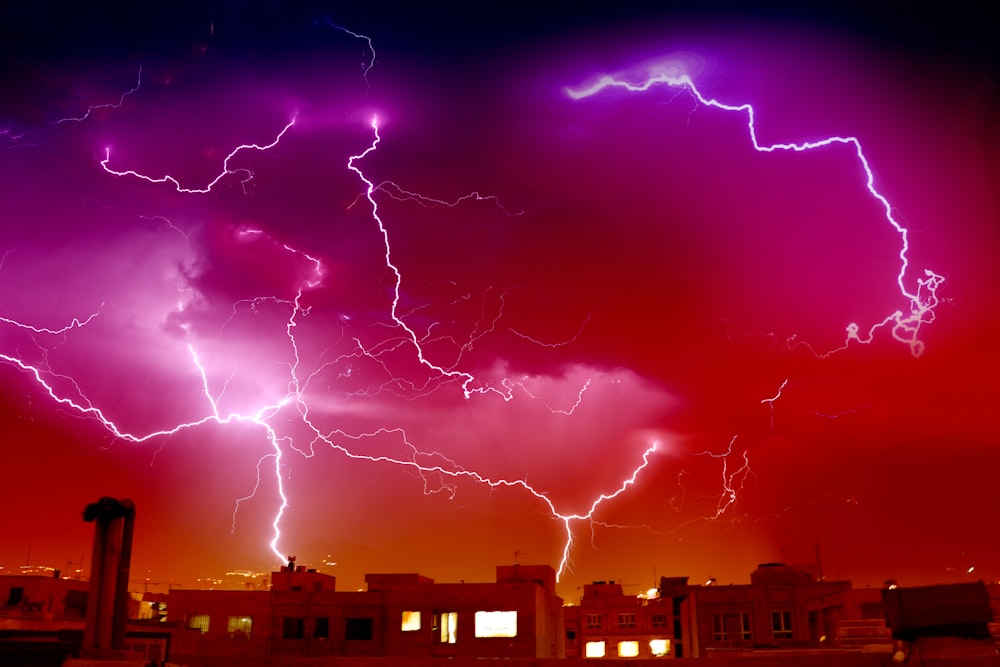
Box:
1;3;997;602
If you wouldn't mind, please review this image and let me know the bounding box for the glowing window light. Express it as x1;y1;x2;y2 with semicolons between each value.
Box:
474;610;517;637
618;640;640;657
189;614;210;634
585;640;606;658
439;611;457;644
650;638;671;657
227;615;252;639
401;611;421;631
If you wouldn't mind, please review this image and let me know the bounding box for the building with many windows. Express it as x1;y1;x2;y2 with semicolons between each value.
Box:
564;579;679;659
564;563;897;659
167;559;564;663
0;572;172;664
663;562;856;656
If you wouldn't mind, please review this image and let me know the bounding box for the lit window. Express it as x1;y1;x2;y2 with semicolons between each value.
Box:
585;640;606;658
189;614;210;634
618;640;639;657
437;611;457;644
649;638;671;657
585;613;602;629
475;611;517;637
401;611;421;631
651;613;668;628
227;615;252;639
771;610;793;639
618;612;636;628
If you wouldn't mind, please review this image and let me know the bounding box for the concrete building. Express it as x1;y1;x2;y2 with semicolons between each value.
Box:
564;563;894;660
1;572;89;627
0;572;171;665
564;580;679;659
167;560;564;663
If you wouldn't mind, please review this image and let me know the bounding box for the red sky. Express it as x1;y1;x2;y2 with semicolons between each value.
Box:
1;4;997;600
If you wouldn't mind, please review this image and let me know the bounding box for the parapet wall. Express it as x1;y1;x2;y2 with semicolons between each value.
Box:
166;651;1000;667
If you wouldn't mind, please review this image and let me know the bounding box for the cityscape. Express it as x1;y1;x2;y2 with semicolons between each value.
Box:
1;2;997;665
2;511;1000;665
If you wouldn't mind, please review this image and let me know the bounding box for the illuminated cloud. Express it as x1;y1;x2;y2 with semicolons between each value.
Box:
0;5;996;594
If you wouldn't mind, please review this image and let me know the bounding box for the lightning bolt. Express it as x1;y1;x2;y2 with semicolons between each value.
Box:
100;117;297;194
5;40;889;589
566;69;944;358
54;66;143;124
355;180;525;217
325;19;377;91
2;101;663;581
346;116;512;402
761;378;788;431
0;305;104;336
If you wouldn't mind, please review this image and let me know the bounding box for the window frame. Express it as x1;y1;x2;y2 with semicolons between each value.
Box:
313;616;330;640
771;610;793;639
282;616;304;640
474;610;518;638
188;614;210;635
617;612;637;628
344;616;374;641
711;612;751;642
226;615;252;639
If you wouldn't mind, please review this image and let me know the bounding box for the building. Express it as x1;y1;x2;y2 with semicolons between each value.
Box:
0;572;171;665
660;563;891;657
1;571;89;627
564;563;895;660
564;580;679;659
167;559;564;663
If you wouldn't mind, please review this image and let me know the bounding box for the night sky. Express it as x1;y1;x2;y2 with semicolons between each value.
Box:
1;3;997;599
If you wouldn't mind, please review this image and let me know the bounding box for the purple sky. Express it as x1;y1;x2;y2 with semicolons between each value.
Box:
1;4;997;598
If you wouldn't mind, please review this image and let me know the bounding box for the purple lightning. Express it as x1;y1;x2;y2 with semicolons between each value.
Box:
345;116;509;401
325;19;377;91
566;69;944;357
3;104;669;581
54;66;143;125
100;117;297;194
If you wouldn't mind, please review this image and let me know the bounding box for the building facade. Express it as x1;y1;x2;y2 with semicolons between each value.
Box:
564;563;896;659
564;580;679;659
678;563;855;655
1;573;89;626
167;561;564;662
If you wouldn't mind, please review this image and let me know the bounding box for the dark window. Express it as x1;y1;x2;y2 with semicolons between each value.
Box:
7;587;24;606
771;610;793;639
314;617;329;639
566;629;577;642
652;613;668;628
283;616;304;639
712;612;751;642
618;612;636;628
345;617;373;641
